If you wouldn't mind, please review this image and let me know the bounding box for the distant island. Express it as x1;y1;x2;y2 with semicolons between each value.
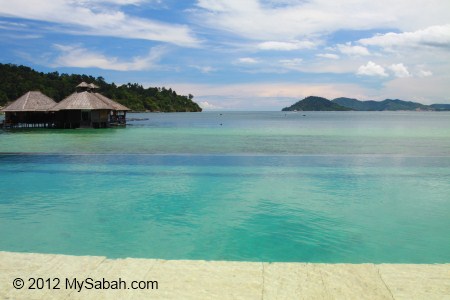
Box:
0;63;202;112
282;96;450;111
282;96;352;111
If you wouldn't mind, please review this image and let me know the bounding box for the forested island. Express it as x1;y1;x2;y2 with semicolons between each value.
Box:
0;63;202;112
282;96;352;111
283;96;450;111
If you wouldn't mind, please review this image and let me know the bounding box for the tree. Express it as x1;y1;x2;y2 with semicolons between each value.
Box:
0;63;202;112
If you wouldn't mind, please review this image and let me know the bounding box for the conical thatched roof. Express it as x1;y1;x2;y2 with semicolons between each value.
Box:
1;91;57;112
76;82;91;88
51;91;130;111
51;91;112;111
94;93;130;111
76;82;99;89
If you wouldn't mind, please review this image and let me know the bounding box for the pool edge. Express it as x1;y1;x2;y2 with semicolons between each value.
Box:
1;251;449;299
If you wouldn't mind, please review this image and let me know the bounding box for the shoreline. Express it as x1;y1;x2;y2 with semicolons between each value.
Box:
1;251;449;299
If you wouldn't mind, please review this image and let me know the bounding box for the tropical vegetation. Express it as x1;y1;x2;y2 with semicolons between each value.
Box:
283;96;450;111
0;63;202;112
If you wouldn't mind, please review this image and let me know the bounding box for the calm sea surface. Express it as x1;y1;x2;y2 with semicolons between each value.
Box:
1;111;449;263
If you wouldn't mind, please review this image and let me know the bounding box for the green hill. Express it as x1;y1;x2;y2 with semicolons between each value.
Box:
282;96;352;111
0;63;202;112
332;97;381;110
332;97;433;111
430;104;450;111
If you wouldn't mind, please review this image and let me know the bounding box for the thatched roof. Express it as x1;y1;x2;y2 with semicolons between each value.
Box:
1;83;130;113
51;91;111;111
76;82;91;88
51;91;130;111
77;82;99;89
1;91;57;112
94;93;130;111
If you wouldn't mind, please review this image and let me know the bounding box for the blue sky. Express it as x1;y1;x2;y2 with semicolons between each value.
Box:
0;0;449;110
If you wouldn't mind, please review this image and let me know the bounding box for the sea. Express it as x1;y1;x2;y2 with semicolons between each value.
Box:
0;111;449;263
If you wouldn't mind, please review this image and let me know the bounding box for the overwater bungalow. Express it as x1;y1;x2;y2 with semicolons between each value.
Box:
1;82;130;129
1;91;57;128
92;91;130;126
51;82;130;128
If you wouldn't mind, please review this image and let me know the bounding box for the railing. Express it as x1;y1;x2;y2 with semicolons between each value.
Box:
109;115;126;125
1;120;55;129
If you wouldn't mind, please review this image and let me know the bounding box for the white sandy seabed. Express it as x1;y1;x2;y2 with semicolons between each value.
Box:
0;251;449;299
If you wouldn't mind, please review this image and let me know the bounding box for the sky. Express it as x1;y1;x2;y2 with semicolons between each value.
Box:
0;0;449;110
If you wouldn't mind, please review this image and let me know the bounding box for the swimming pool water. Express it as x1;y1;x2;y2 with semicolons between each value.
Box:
1;112;449;262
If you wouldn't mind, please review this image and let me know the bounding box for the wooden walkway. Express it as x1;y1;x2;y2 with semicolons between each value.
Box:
1;252;449;299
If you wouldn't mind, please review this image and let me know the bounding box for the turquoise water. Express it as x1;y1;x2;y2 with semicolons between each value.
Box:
1;111;450;263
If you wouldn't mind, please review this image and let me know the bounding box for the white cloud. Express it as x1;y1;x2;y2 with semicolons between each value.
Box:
354;25;450;82
258;40;317;51
316;53;339;59
237;57;259;64
359;24;450;50
0;20;28;29
93;0;149;5
337;43;370;56
381;75;450;104
1;33;42;39
191;65;216;73
388;63;410;78
357;61;388;77
194;0;450;41
0;0;199;46
2;0;449;107
199;101;223;110
279;58;303;70
52;44;165;71
417;69;433;78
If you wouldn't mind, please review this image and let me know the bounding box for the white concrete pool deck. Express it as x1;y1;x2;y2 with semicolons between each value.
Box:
0;251;449;299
